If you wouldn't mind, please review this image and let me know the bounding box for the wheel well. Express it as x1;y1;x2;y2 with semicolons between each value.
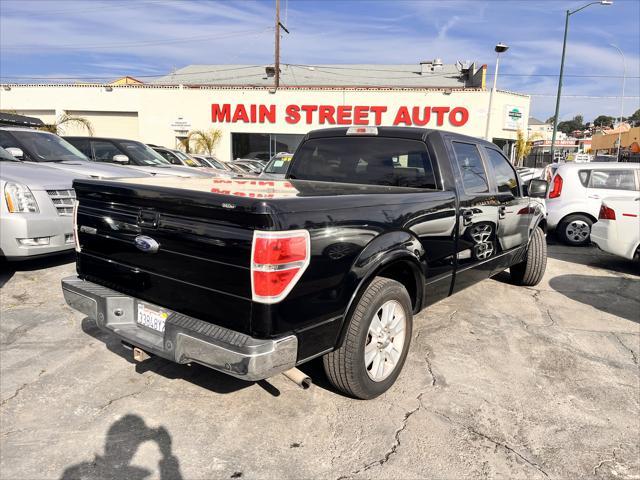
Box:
376;260;420;312
537;218;548;233
559;212;597;225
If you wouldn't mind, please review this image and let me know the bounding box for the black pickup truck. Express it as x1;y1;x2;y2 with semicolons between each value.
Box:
62;127;548;399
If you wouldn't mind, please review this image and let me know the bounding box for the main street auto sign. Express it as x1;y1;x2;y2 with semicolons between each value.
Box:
504;105;525;130
211;103;470;127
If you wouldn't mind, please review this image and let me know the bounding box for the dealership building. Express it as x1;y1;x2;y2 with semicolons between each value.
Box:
0;61;530;161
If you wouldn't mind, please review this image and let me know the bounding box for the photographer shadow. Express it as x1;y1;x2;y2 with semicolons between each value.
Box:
60;414;182;480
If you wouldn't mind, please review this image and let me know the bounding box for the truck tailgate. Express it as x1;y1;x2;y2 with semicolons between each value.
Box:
74;179;273;334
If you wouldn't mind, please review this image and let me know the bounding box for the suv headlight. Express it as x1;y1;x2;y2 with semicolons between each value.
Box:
4;182;39;213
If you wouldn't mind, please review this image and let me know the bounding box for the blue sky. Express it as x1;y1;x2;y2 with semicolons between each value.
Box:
1;0;638;122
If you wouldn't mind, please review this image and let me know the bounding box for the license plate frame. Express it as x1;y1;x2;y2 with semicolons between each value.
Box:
136;302;169;334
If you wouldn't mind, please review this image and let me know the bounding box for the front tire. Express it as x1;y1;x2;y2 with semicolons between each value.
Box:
557;214;592;246
511;226;547;286
323;277;413;399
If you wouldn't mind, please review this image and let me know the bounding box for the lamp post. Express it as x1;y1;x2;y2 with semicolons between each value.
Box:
549;1;613;160
610;43;626;160
485;42;509;141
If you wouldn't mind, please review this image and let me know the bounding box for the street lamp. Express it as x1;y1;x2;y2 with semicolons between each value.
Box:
610;43;626;160
549;0;613;160
484;42;509;141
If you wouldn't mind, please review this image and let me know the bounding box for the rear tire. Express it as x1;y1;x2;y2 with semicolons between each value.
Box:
511;226;547;286
557;214;592;246
323;277;412;399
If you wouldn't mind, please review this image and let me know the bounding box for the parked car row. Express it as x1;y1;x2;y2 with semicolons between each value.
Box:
0;127;285;260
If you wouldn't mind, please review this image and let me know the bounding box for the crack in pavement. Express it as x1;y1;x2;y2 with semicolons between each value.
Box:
425;353;436;386
612;333;639;367
433;410;550;479
593;448;617;475
96;389;146;412
0;369;46;408
467;427;550;479
336;392;425;479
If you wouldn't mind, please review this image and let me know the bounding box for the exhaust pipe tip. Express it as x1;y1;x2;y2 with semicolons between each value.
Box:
282;367;312;390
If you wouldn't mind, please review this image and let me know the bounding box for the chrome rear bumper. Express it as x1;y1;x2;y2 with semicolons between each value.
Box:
61;276;297;381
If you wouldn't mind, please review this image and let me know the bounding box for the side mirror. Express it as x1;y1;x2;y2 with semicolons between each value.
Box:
6;147;24;159
112;154;129;164
528;179;548;198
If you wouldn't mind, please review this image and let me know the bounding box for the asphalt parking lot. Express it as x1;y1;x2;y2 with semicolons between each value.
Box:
1;243;638;480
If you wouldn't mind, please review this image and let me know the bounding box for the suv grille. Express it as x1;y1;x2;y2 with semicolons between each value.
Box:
46;189;76;216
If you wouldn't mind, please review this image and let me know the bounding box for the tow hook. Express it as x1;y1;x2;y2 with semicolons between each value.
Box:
282;368;312;389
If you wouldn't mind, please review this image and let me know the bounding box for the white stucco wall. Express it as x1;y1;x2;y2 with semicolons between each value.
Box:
0;84;530;161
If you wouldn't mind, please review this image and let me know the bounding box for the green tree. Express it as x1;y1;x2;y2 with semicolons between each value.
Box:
592;115;615;128
186;129;222;155
545;115;556;125
40;113;94;136
557;114;584;135
628;108;640;127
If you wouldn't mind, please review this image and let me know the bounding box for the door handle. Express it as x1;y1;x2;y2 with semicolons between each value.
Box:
588;195;601;199
498;206;506;219
462;209;474;225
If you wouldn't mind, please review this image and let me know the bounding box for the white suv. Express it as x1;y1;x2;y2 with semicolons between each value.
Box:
545;162;640;245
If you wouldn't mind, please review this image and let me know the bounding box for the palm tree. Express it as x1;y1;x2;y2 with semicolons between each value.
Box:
186;129;222;155
41;113;94;136
514;129;542;166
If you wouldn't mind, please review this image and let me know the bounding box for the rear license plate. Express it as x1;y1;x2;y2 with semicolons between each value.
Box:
136;303;168;333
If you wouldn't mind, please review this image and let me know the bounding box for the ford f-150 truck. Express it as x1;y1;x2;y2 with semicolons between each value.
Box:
62;127;549;399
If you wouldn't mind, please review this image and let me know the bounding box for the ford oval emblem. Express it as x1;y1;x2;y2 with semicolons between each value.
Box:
134;235;160;253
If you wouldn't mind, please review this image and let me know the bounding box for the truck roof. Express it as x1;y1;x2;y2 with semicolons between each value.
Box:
305;126;498;148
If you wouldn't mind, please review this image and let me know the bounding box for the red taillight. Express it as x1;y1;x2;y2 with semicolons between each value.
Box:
599;204;616;220
549;174;563;199
251;230;310;303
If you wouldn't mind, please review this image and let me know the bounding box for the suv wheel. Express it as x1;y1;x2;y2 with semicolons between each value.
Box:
323;277;413;399
557;214;592;246
511;226;547;286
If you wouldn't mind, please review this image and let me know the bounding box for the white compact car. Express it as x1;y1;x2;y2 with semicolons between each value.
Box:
545;162;640;245
591;197;640;260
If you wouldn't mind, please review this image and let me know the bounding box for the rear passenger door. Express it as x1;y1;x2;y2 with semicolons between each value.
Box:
449;140;500;293
483;147;531;251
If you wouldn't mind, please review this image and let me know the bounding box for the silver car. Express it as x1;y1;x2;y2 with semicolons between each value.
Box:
1;147;83;259
0;127;151;179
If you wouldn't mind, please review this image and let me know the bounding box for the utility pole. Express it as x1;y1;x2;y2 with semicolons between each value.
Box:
275;0;280;89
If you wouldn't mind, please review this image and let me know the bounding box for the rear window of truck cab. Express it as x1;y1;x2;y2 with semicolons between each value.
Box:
288;137;438;189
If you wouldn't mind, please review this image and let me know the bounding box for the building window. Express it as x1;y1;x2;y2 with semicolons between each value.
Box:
232;133;304;160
